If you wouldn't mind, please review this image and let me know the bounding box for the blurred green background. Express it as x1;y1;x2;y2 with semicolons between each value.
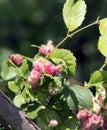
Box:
0;0;107;82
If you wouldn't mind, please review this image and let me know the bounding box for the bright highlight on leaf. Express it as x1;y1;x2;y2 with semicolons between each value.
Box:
98;36;107;57
63;0;87;32
98;18;107;57
99;18;107;39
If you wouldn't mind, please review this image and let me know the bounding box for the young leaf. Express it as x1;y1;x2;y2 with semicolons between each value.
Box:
27;105;45;119
88;70;107;87
13;95;25;107
99;18;107;39
20;59;29;77
1;60;16;81
63;0;87;32
8;81;19;93
98;36;107;57
50;49;76;75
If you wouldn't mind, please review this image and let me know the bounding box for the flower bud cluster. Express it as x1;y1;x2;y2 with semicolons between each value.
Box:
77;108;103;130
27;41;63;90
10;53;23;66
28;58;63;89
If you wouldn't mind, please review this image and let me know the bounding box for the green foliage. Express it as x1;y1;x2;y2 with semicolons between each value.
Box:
50;49;76;75
1;60;16;81
98;18;107;57
8;81;19;93
98;36;107;57
99;18;107;38
1;0;107;130
61;117;81;130
36;109;61;130
63;0;86;32
63;85;93;112
13;94;25;107
89;70;107;87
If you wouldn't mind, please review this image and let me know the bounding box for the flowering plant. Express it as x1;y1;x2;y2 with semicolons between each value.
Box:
1;0;107;130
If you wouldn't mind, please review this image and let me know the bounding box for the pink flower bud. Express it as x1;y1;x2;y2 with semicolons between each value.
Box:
82;117;92;130
39;40;54;55
33;58;62;75
91;114;103;126
27;69;40;86
54;64;63;75
77;109;91;119
81;114;103;130
48;119;58;127
45;64;55;75
33;58;52;73
10;54;23;66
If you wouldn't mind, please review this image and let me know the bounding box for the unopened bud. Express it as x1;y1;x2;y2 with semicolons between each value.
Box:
48;119;58;127
39;40;54;55
10;54;23;66
27;69;40;86
76;108;91;119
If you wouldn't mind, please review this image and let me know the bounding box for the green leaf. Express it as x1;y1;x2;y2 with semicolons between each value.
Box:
50;49;76;75
99;18;107;39
1;60;16;80
98;36;107;57
63;0;87;32
36;109;61;130
13;95;25;107
27;105;45;119
63;85;93;111
61;117;81;130
8;81;19;93
70;85;93;109
63;86;78;113
88;70;107;87
20;59;29;77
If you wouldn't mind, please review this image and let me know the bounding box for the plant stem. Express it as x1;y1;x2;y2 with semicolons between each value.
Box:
69;20;99;37
55;34;69;49
99;58;107;71
55;18;99;48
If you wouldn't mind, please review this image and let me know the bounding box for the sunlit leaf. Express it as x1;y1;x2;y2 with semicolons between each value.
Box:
13;95;25;107
50;49;76;75
8;81;19;93
88;70;107;87
27;105;45;119
98;36;107;57
99;18;107;39
63;0;87;32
